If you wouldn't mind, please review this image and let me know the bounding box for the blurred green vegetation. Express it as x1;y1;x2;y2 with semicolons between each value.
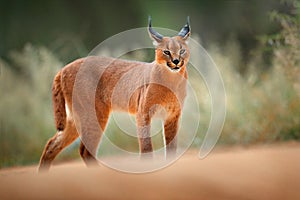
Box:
1;0;300;168
0;0;287;65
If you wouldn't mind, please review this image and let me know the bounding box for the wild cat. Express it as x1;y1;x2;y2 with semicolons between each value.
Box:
39;17;191;171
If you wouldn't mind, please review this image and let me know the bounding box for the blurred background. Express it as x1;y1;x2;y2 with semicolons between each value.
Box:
0;0;299;168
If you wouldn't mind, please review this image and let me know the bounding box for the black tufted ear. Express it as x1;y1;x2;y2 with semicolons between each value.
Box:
178;16;191;40
148;16;163;44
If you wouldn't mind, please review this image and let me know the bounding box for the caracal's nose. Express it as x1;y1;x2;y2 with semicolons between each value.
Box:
173;59;179;65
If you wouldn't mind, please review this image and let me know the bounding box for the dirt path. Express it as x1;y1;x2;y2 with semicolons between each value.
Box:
1;142;300;200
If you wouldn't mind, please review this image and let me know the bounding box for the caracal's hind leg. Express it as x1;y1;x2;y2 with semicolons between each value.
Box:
38;120;78;172
164;114;180;158
79;104;110;167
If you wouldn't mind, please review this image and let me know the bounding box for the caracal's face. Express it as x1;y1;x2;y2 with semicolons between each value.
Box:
148;17;191;72
155;36;190;72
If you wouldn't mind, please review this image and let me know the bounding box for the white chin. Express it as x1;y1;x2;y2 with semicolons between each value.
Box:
167;65;181;72
172;68;181;72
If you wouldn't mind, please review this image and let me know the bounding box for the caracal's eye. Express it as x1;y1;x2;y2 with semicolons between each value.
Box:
180;49;186;55
163;50;171;56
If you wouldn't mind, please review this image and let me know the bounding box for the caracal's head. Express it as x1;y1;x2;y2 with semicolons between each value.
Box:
148;16;191;72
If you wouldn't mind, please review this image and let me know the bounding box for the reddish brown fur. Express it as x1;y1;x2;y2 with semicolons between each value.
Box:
39;26;190;172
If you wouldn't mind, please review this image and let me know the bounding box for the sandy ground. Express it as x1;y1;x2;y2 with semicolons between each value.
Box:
1;142;300;200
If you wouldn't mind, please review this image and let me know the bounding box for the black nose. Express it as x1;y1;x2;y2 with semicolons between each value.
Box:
173;59;179;65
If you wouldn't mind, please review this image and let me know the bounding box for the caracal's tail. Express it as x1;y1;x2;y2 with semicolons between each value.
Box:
52;70;66;131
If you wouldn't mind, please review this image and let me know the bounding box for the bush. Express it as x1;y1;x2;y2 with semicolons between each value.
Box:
0;44;64;167
215;1;300;144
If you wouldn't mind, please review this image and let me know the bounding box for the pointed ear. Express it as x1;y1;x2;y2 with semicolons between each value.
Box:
148;16;163;45
178;16;191;40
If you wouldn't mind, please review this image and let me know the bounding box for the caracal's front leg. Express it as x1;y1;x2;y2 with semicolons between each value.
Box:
164;113;180;158
136;112;153;155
